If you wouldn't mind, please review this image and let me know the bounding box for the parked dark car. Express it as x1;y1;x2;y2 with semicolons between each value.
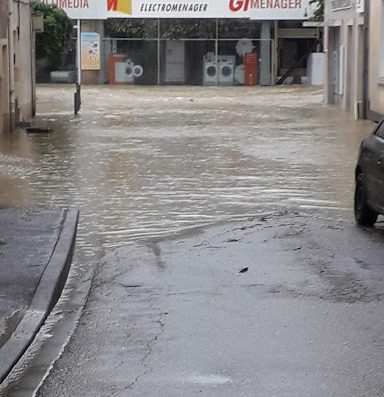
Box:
354;119;384;226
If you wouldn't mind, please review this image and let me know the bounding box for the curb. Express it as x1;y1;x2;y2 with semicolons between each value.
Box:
0;208;79;384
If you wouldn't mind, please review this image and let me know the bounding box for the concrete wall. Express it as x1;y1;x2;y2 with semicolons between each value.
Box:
368;0;384;119
13;1;34;122
0;0;35;134
0;2;10;134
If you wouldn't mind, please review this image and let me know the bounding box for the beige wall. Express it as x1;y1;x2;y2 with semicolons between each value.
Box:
0;0;35;134
13;1;34;122
0;2;10;134
368;0;384;119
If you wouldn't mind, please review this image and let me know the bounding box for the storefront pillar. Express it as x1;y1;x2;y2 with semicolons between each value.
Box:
260;21;272;85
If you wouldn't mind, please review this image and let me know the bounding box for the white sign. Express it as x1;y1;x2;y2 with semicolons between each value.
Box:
356;0;364;13
331;0;352;11
250;0;314;20
40;0;108;19
108;0;250;18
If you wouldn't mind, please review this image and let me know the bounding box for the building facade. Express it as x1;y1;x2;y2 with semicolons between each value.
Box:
42;0;321;87
368;0;384;120
0;0;36;134
324;0;384;121
324;0;365;118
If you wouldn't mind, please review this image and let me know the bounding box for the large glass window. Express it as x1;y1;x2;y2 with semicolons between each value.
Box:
160;19;216;39
102;18;271;86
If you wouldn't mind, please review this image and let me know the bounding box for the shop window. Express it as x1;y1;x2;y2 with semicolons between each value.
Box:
218;19;260;39
104;19;158;39
160;19;216;39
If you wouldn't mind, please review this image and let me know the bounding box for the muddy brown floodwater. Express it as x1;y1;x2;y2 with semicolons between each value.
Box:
0;85;374;256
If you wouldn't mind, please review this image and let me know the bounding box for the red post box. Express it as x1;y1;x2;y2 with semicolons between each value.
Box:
244;52;258;86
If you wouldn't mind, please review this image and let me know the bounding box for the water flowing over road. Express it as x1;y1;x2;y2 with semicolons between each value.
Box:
0;85;374;257
1;86;382;397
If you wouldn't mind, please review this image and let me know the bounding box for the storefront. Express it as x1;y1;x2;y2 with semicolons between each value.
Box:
41;0;319;86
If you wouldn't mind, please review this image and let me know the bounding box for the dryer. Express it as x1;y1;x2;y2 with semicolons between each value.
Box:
202;52;217;86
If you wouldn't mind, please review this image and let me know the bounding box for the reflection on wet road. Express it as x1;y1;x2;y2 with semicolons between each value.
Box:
0;86;374;254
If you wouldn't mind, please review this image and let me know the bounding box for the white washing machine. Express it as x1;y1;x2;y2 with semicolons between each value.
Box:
234;64;245;85
115;59;135;84
202;52;217;86
133;65;144;79
218;55;235;86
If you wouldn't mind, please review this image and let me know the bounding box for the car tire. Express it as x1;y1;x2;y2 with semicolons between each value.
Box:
354;175;378;226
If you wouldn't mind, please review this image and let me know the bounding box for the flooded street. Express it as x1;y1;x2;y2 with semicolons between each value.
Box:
2;86;384;397
0;86;374;255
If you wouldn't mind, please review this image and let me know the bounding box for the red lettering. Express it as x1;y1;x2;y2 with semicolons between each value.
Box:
229;0;250;11
108;0;118;11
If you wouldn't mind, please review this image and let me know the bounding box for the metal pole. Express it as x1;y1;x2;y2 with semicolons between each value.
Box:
77;19;81;85
74;19;81;114
8;0;15;131
273;20;278;85
362;2;369;119
157;19;160;86
215;18;219;86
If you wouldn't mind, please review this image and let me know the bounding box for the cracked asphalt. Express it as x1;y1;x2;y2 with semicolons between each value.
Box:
35;213;384;397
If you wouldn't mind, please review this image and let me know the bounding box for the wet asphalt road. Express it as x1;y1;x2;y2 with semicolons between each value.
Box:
1;86;383;396
36;214;384;396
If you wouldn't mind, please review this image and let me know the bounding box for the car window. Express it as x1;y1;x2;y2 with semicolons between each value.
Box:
375;121;384;139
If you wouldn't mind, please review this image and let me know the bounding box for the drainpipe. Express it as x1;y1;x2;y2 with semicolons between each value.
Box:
7;0;15;131
362;0;369;119
31;14;36;117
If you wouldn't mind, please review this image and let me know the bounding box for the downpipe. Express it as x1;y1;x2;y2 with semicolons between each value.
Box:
7;0;15;132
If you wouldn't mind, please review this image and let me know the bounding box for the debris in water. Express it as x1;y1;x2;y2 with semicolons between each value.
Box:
25;127;53;134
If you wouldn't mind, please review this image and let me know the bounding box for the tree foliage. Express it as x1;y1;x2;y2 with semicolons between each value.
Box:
31;1;73;68
104;19;259;39
309;0;324;22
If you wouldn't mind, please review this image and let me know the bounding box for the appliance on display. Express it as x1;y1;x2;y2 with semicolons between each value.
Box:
115;59;134;83
244;53;258;86
133;65;144;78
165;41;185;83
236;39;255;58
234;64;245;85
113;59;143;84
203;52;217;86
218;55;235;85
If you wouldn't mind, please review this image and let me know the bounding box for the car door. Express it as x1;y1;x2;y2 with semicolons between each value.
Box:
364;121;384;211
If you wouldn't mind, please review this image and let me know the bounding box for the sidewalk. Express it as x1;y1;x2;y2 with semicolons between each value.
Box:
0;207;78;384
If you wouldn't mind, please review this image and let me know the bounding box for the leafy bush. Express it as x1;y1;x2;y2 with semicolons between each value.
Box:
309;0;324;22
31;1;73;68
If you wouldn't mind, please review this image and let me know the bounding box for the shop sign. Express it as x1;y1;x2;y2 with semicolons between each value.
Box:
356;0;364;13
81;32;101;70
331;0;352;11
108;0;249;18
249;0;314;20
39;0;108;19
